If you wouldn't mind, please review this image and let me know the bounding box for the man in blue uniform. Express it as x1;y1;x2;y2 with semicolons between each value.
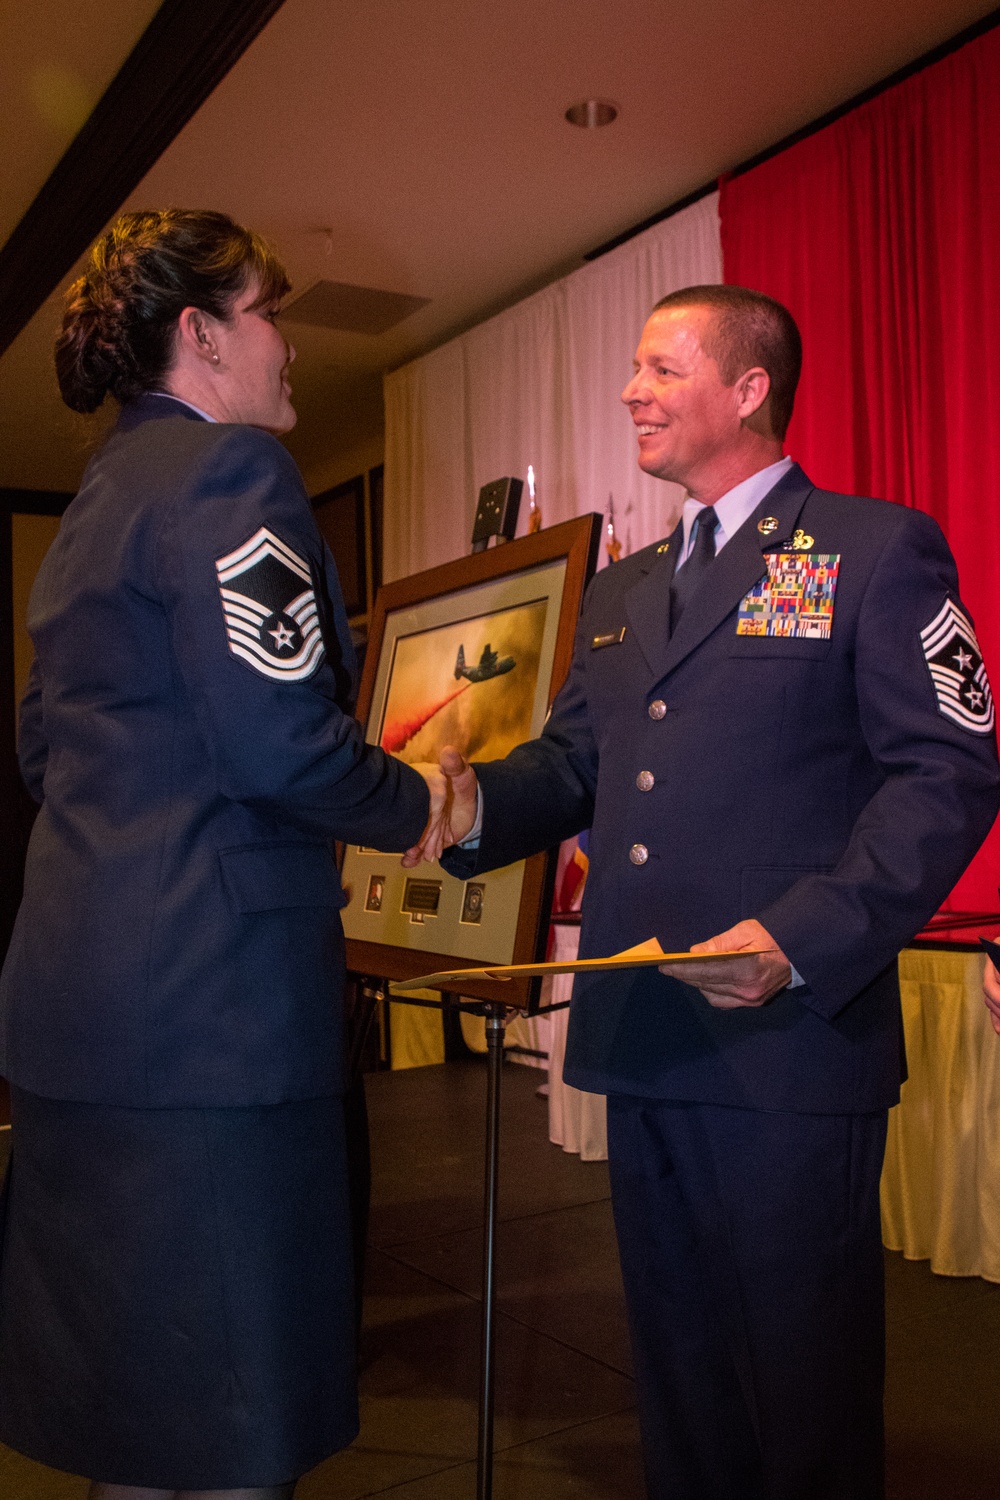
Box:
422;286;1000;1499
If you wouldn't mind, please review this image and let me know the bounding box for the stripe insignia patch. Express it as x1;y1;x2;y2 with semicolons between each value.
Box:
920;598;994;735
215;527;325;681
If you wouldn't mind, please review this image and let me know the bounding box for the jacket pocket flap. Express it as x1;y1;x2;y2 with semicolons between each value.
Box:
220;843;346;913
728;638;831;661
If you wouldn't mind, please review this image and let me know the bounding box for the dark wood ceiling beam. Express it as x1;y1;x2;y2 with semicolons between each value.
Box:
0;0;289;356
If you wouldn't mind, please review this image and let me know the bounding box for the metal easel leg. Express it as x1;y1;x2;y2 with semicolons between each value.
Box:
476;1002;507;1500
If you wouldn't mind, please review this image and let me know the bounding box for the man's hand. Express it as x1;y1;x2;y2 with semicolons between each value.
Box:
402;746;479;867
983;960;1000;1036
658;919;793;1010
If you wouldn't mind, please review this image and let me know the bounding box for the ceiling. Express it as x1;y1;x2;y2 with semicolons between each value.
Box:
0;0;163;247
2;0;996;495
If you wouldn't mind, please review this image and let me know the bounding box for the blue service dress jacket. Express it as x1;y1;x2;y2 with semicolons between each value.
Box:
0;394;429;1108
444;463;1000;1113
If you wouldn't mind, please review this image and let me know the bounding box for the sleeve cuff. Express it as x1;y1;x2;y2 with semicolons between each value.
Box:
457;783;484;848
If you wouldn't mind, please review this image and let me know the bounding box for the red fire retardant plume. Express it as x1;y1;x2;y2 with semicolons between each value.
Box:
720;23;1000;912
380;682;469;755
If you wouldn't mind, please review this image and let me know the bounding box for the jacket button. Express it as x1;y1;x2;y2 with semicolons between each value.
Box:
648;699;666;720
636;771;655;791
629;843;649;865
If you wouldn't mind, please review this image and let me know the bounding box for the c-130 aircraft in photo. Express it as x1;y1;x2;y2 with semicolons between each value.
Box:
454;642;516;683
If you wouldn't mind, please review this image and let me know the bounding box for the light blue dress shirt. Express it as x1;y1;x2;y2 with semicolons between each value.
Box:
673;456;794;569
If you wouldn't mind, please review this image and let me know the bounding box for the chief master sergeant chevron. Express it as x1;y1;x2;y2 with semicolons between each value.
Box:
414;285;1000;1500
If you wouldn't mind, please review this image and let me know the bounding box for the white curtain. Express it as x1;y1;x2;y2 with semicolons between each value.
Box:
381;194;721;1153
383;193;723;581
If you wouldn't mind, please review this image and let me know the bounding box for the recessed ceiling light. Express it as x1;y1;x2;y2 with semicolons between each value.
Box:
565;99;619;129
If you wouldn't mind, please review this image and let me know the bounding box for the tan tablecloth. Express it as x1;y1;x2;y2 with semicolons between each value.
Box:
881;947;1000;1282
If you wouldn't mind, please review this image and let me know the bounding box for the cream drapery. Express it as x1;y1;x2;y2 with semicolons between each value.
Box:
380;192;722;1083
382;193;723;582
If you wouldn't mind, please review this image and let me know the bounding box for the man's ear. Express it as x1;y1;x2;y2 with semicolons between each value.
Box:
175;305;218;364
736;367;776;440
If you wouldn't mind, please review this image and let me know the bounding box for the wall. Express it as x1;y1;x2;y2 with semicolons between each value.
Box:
292;371;386;499
12;512;61;709
304;432;384;501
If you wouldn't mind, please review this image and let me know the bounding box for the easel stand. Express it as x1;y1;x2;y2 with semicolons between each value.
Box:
355;979;568;1499
477;1000;507;1500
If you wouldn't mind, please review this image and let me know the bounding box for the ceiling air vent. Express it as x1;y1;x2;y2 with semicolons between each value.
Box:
281;279;430;335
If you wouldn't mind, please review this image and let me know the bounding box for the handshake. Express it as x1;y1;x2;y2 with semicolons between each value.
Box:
403;746;480;868
400;744;795;1012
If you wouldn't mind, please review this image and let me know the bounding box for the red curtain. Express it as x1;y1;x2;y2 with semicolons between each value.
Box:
720;24;1000;912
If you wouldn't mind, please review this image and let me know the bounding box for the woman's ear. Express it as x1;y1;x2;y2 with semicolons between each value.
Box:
175;306;219;366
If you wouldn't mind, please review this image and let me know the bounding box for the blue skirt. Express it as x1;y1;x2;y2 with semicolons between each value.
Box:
0;1087;358;1488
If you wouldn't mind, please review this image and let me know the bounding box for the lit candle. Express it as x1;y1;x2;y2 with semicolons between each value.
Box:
606;492;621;562
527;464;542;532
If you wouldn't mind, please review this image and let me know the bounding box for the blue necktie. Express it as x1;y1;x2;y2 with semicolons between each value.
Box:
669;506;719;630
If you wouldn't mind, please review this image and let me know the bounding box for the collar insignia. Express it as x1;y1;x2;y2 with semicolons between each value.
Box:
770;528;815;552
591;626;627;650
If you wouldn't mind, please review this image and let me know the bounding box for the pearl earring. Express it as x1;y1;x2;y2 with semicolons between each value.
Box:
211;354;219;364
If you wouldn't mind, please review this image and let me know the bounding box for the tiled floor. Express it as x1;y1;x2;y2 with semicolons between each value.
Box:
1;1061;999;1498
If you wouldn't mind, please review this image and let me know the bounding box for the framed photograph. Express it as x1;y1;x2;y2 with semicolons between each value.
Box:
341;514;600;1009
312;475;367;617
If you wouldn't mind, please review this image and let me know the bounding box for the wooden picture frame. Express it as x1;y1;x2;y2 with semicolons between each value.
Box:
342;514;601;1010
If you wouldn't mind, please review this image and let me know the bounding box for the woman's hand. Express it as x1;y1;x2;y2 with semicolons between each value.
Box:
403;748;479;867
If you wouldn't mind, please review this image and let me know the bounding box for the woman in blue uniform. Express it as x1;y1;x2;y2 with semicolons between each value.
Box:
0;209;437;1500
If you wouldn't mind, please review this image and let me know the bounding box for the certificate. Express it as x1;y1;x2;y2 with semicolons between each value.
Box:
390;937;763;995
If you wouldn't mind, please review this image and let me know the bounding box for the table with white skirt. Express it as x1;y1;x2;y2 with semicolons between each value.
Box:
545;933;1000;1282
544;922;610;1162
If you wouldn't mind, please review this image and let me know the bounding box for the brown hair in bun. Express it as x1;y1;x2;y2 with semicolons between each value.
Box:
55;209;290;414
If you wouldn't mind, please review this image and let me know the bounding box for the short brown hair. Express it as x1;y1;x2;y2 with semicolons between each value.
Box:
653;284;802;440
56;209;290;413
